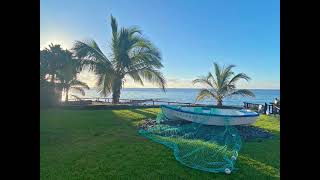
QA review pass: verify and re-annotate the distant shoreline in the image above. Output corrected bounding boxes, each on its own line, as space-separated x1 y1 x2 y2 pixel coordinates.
66 86 279 106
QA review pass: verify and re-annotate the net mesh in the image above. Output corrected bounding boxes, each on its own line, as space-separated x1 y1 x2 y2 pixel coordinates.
138 107 242 174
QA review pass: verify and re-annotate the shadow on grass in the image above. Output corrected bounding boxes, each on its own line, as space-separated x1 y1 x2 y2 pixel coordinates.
107 108 159 129
127 109 158 119
238 155 280 178
41 108 280 179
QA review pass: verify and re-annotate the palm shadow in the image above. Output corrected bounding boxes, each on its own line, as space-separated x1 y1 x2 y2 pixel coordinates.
127 108 158 120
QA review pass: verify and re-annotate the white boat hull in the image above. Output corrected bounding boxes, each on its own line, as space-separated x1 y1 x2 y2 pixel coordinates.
161 105 259 126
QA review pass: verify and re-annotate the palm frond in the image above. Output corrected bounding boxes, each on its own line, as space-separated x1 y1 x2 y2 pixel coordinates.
228 89 255 98
70 79 90 90
112 28 133 71
193 72 218 89
72 40 111 68
126 48 162 74
193 76 211 87
228 73 251 85
213 62 222 88
128 26 142 35
96 74 113 97
220 64 235 86
111 15 118 38
70 95 82 100
70 87 86 96
207 72 218 87
138 68 166 91
127 71 144 85
195 89 215 102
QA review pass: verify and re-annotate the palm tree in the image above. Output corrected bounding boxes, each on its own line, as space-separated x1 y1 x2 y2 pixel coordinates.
56 50 89 102
40 44 72 103
193 62 255 106
41 44 68 83
72 15 166 103
60 79 90 102
40 51 49 84
40 44 69 105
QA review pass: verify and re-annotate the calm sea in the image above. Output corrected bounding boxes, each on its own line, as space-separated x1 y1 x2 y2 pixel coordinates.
70 88 280 106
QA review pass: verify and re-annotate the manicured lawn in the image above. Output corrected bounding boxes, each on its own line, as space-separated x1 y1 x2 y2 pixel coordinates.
40 108 280 179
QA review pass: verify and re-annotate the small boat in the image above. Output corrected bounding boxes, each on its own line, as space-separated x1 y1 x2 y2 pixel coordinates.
161 105 259 126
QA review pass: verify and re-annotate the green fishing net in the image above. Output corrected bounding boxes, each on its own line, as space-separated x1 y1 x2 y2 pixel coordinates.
138 108 242 174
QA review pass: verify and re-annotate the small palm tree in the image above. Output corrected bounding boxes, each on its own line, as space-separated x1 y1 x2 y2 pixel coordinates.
73 15 166 103
193 62 255 106
56 50 89 102
60 79 90 102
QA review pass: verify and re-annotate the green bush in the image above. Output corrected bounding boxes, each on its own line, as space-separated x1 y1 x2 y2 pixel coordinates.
40 83 61 108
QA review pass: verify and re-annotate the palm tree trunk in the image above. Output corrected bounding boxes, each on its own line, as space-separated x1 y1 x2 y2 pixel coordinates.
65 88 69 102
50 74 55 83
55 87 63 104
112 89 120 104
112 78 122 104
217 100 223 107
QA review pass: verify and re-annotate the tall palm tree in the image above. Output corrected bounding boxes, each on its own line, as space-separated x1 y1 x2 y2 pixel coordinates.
193 62 255 106
72 15 166 103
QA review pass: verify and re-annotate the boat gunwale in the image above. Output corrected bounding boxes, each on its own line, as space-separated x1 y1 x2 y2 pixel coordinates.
161 105 259 117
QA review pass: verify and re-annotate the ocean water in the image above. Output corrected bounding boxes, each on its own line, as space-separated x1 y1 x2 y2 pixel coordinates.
69 88 280 106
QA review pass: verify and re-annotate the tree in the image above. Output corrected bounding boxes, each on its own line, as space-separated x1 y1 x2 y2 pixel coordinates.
56 50 89 102
40 44 86 106
193 62 255 106
41 44 68 83
72 15 166 103
40 44 71 106
40 44 67 107
60 79 90 102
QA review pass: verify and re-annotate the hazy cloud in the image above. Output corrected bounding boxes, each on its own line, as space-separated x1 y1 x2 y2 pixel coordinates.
77 72 279 89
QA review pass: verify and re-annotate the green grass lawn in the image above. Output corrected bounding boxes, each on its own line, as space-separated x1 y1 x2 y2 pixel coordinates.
40 108 280 179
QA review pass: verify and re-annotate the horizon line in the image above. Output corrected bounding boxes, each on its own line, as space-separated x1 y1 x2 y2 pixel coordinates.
87 87 280 90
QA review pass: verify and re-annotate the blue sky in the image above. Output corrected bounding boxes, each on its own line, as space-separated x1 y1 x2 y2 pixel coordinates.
41 0 280 89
